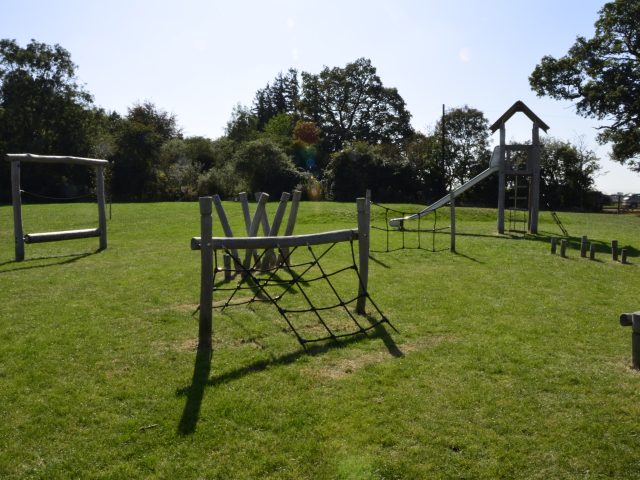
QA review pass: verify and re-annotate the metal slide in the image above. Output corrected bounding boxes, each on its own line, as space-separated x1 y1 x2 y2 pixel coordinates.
389 146 501 227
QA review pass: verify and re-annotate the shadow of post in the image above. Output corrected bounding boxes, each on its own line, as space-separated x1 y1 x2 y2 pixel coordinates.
177 348 212 435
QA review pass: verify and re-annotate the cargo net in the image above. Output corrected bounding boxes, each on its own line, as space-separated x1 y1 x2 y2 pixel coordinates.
370 202 450 253
210 239 393 347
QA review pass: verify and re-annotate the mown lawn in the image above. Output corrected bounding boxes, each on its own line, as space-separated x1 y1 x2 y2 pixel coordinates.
0 200 638 479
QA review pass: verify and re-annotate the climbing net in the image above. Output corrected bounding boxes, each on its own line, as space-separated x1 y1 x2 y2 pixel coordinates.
370 202 450 253
209 238 393 347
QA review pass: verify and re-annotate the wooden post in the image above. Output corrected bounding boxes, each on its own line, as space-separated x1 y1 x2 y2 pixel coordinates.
279 190 301 267
449 191 456 253
612 240 618 261
255 192 272 236
580 235 587 258
560 239 567 258
589 243 596 260
198 197 214 351
356 198 370 314
212 195 239 270
223 254 232 281
621 249 628 264
242 193 269 271
264 192 291 269
497 125 506 234
239 192 252 233
96 165 107 250
550 237 557 254
10 160 25 261
529 124 540 234
620 312 640 369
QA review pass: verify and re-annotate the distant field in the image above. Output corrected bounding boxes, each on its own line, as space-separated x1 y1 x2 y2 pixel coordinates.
0 200 638 479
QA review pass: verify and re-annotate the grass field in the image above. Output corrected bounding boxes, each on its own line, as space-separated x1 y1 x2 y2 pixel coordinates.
0 200 638 479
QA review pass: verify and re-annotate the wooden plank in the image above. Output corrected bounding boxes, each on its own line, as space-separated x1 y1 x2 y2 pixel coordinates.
238 192 252 234
24 228 100 244
612 240 618 261
10 160 25 261
6 153 108 166
263 192 290 269
279 190 301 266
192 228 357 251
356 198 369 314
242 193 269 270
255 192 272 236
96 165 107 250
212 195 239 268
198 197 214 351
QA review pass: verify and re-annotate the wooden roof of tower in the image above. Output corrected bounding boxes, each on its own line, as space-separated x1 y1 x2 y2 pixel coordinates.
489 100 550 133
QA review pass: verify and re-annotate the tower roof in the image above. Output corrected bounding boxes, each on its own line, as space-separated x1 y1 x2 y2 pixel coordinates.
489 100 550 133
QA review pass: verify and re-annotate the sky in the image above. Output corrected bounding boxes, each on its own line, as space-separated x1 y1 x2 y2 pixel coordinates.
2 0 639 194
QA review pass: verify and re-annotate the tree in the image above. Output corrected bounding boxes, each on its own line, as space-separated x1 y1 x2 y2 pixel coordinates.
300 58 414 153
111 101 180 199
529 0 640 171
435 106 491 190
0 39 97 199
225 103 258 142
539 137 601 210
254 69 299 129
233 139 301 197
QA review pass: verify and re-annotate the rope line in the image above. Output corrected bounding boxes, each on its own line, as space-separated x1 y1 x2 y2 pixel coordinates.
206 239 392 346
21 189 95 201
370 202 449 253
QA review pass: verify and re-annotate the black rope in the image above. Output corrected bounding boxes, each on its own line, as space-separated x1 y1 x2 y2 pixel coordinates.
21 189 95 201
370 202 449 253
204 238 392 346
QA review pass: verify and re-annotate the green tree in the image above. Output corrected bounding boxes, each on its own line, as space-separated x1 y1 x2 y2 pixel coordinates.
233 138 301 196
529 0 640 171
254 69 299 129
434 106 491 190
0 39 97 200
225 104 259 142
111 101 181 199
539 137 601 210
300 58 414 153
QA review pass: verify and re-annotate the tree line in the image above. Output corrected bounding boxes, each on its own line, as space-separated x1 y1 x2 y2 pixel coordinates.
5 0 637 213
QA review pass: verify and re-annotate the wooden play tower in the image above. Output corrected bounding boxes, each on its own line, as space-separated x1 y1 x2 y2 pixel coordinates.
490 101 549 235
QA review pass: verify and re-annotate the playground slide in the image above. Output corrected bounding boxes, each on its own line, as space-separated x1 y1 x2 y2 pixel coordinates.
388 146 501 227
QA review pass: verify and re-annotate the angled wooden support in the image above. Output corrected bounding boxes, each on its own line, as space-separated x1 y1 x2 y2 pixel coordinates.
263 192 291 269
242 193 269 272
212 194 239 273
279 190 301 267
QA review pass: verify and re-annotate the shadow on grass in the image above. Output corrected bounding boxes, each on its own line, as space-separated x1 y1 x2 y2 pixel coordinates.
176 320 401 435
0 250 98 273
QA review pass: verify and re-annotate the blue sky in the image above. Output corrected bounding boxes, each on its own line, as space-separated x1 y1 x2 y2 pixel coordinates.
2 0 639 194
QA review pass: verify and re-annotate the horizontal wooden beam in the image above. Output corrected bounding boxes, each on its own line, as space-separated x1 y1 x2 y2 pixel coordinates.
191 229 358 251
6 153 109 166
24 228 101 244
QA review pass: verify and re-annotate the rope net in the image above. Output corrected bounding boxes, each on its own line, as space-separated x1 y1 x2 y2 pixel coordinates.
209 239 392 346
370 202 450 253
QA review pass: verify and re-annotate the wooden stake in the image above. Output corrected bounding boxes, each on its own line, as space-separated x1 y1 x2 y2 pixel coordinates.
589 243 596 260
560 239 567 258
612 240 618 261
449 191 456 253
10 160 25 261
550 237 557 254
198 197 214 351
356 198 370 314
96 165 107 250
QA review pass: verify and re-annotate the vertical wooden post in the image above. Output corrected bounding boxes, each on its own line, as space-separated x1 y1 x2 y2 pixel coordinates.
242 193 269 271
356 197 370 314
238 192 252 233
620 313 640 369
449 191 456 253
264 192 290 269
10 160 25 261
223 254 232 281
96 165 107 251
580 235 587 258
550 237 557 254
589 243 596 260
560 239 567 258
612 240 618 261
530 124 540 234
621 249 628 264
497 124 506 234
198 197 214 351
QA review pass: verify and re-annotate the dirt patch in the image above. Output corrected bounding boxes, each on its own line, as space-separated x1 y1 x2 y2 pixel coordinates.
306 334 456 380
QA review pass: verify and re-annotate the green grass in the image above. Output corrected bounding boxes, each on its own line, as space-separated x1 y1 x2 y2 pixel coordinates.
0 200 639 479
